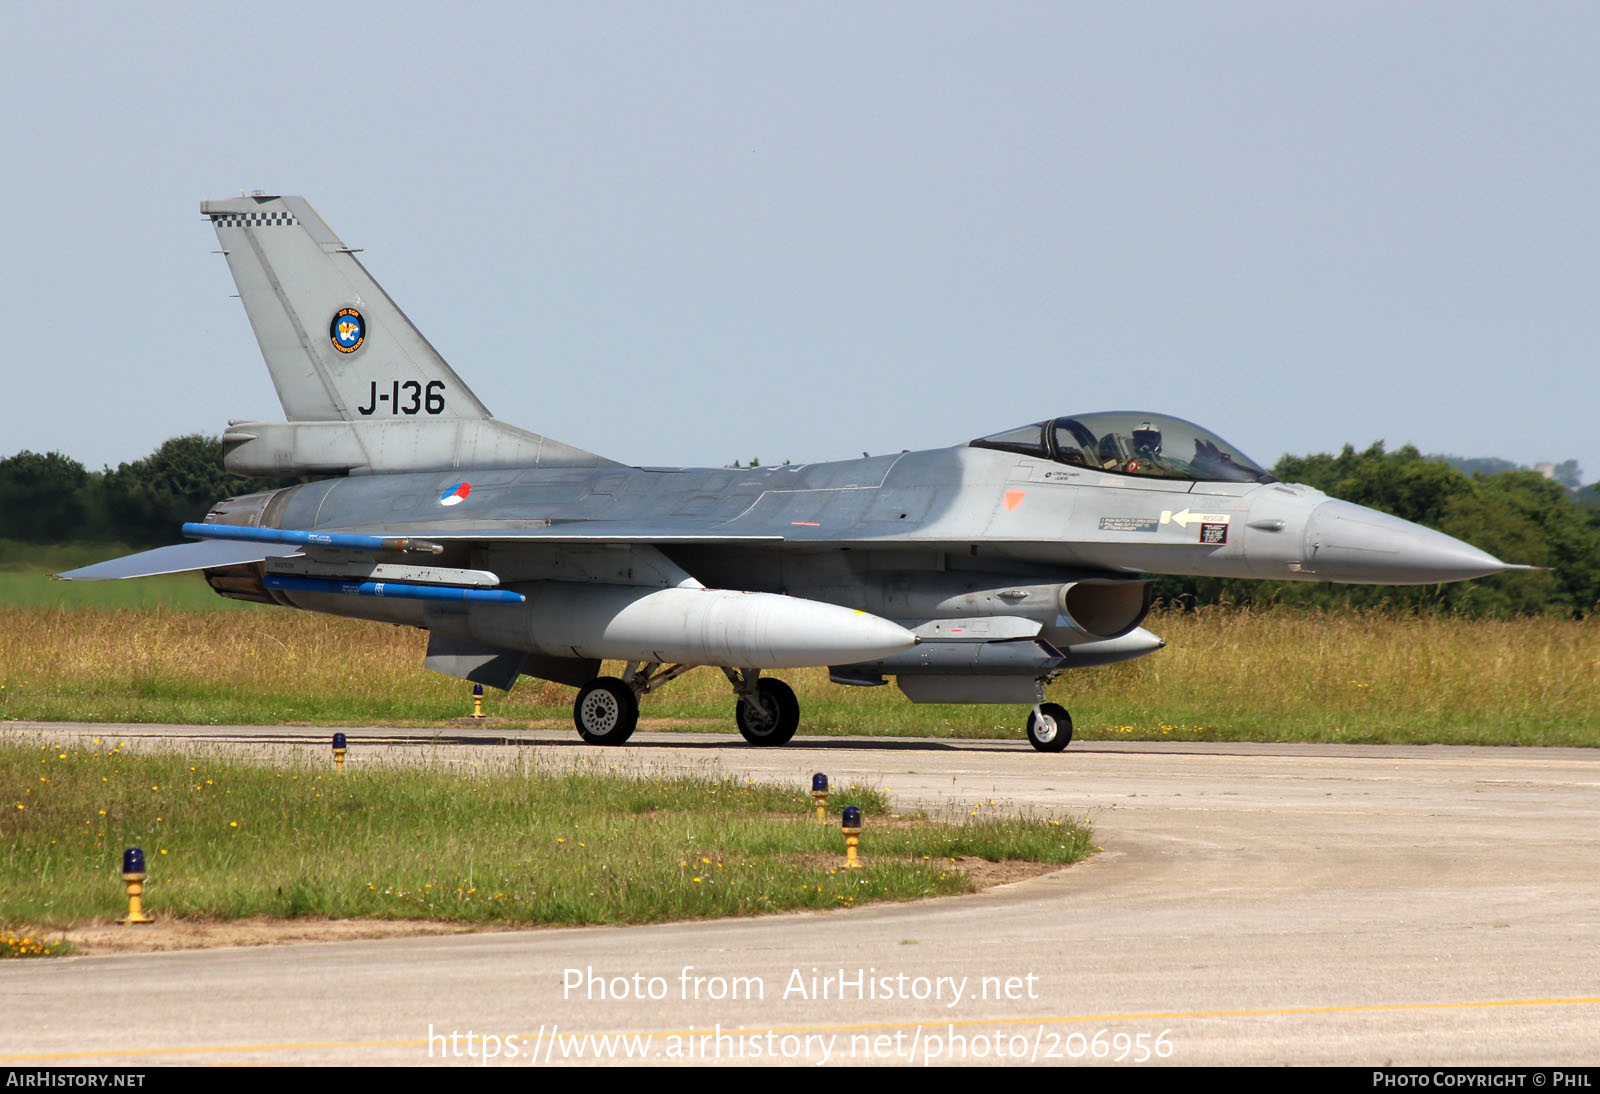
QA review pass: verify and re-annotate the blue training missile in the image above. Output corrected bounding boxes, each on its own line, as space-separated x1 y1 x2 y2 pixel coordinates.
182 522 444 556
262 574 525 605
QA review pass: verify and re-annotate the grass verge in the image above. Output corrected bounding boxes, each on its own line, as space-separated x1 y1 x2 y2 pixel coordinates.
0 741 1093 949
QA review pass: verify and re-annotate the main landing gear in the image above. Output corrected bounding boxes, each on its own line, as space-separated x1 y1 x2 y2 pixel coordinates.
573 678 638 745
571 663 801 747
727 671 800 747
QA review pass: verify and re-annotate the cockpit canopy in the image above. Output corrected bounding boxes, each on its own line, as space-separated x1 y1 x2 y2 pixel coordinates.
970 411 1276 484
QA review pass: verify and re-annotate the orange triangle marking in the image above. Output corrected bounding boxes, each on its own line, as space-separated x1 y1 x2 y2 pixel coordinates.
1004 489 1026 511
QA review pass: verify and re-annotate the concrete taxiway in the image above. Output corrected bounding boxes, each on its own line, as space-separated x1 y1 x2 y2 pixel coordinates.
3 724 1597 1066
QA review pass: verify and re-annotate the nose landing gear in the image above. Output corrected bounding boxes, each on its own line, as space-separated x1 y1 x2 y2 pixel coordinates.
1026 701 1073 752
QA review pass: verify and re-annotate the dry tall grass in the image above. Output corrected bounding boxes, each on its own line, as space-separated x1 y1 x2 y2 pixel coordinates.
2 606 1595 744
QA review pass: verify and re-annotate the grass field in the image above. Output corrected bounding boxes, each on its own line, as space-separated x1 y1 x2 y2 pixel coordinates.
0 540 251 611
0 740 1093 942
1 603 1594 745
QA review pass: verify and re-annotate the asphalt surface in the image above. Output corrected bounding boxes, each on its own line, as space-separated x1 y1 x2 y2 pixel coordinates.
3 723 1598 1067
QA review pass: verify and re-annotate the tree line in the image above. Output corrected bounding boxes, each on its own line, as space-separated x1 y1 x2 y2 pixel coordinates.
0 436 304 549
3 435 1596 617
1151 442 1600 617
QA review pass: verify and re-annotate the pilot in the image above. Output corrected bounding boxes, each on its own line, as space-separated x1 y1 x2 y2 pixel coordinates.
1131 422 1162 460
1112 421 1164 475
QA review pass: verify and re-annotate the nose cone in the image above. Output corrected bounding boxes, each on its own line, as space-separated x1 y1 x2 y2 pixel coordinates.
1304 500 1519 584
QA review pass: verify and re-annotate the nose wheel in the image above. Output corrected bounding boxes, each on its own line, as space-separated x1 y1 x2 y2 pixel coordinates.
1026 702 1072 752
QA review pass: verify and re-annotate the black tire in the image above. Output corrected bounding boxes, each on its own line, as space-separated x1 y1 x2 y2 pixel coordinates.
573 677 639 745
1026 702 1072 753
734 677 800 746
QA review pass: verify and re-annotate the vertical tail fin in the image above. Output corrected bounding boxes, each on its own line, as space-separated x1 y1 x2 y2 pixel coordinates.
202 193 490 423
204 194 613 476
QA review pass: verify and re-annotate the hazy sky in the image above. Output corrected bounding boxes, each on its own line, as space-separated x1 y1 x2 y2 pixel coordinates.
3 3 1596 483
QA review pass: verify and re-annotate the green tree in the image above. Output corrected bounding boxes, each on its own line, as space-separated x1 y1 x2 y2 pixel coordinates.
0 450 91 542
1155 443 1599 617
99 435 283 546
1441 472 1600 616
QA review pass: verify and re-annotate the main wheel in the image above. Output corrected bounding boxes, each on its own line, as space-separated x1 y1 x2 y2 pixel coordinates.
574 677 639 745
734 678 800 746
1026 702 1072 753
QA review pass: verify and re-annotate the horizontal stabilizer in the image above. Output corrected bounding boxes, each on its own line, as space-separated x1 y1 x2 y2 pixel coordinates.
56 539 303 581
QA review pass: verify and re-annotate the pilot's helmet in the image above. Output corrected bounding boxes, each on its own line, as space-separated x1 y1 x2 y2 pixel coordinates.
1132 421 1162 456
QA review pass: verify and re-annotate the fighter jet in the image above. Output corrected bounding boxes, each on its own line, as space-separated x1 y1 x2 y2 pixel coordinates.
60 195 1527 751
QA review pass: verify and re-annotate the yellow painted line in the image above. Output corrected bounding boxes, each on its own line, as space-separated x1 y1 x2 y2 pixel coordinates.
5 996 1599 1063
